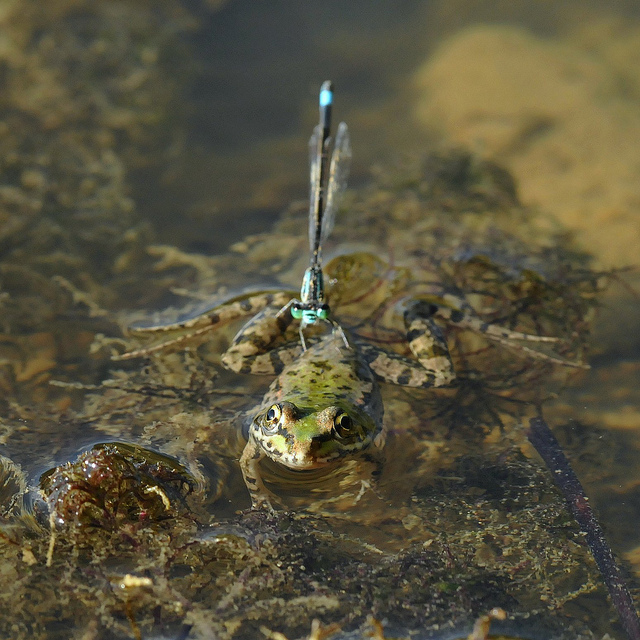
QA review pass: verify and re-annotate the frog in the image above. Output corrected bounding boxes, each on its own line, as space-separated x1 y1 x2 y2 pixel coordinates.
239 330 384 510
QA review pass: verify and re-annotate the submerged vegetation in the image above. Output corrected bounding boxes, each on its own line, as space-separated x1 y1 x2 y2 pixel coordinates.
0 139 616 637
0 2 635 639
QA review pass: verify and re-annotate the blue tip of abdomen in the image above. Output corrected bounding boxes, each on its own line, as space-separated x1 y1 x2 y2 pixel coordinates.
319 80 333 107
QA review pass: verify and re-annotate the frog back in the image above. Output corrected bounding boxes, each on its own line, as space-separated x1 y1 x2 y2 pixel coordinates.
263 333 384 435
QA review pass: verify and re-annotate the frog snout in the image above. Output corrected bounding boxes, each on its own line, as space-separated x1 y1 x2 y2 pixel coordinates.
288 428 334 464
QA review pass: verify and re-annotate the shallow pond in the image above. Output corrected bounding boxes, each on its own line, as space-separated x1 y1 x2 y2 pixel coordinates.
1 2 639 639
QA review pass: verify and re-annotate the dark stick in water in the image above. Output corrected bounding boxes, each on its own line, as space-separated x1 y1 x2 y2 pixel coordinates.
527 415 640 640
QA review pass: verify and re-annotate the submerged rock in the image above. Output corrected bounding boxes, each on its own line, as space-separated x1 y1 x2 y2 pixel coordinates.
40 442 198 533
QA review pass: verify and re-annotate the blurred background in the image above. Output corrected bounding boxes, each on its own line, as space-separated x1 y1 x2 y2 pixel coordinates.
130 0 640 271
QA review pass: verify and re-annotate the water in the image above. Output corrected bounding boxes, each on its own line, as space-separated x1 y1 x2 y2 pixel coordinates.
1 1 639 638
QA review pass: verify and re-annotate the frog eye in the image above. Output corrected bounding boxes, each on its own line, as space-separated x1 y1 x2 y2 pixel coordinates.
333 412 353 439
266 404 281 423
264 404 282 431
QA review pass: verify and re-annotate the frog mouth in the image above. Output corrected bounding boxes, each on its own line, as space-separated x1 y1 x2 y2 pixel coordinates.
280 446 344 469
277 435 371 470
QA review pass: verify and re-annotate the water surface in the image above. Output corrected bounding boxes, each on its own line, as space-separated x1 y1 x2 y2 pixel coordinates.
1 1 639 638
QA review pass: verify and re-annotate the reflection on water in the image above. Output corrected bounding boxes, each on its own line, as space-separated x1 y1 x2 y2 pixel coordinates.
0 1 639 639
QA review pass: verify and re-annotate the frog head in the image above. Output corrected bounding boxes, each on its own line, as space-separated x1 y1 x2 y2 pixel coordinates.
250 400 376 470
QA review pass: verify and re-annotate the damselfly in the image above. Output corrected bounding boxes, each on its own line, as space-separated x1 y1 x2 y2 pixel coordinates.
290 81 351 338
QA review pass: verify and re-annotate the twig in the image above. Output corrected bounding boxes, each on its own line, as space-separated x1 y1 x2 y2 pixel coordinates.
527 415 640 640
